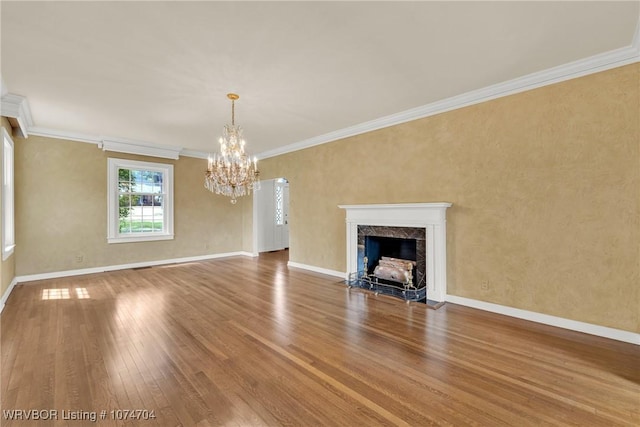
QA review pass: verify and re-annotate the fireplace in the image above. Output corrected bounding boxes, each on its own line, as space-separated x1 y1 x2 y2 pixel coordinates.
339 203 452 302
358 226 425 288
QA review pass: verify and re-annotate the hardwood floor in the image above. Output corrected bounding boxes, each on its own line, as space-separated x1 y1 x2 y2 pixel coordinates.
1 251 638 426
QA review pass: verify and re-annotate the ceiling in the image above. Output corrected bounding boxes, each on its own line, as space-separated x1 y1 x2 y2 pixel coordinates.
1 1 638 158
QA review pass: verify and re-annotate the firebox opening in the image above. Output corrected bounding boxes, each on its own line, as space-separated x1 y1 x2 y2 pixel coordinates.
364 236 417 277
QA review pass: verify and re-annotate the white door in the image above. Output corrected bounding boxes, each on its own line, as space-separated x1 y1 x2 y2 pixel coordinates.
256 178 289 252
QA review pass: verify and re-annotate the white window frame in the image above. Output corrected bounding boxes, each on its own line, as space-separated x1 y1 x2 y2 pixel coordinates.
107 158 174 244
2 127 15 260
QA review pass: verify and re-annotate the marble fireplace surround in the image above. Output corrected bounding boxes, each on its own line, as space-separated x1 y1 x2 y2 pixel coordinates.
338 203 452 302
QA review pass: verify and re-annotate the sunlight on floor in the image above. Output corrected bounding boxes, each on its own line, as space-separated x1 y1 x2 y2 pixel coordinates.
41 288 70 300
42 287 91 300
75 287 90 299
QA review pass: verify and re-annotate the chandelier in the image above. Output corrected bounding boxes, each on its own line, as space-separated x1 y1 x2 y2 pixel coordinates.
205 93 260 204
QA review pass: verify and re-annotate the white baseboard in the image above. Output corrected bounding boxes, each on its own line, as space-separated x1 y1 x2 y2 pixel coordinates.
446 295 640 346
15 251 252 284
287 261 346 279
0 277 18 314
238 251 258 258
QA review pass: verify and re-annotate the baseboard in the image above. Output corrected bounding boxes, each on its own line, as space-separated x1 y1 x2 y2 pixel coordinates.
446 295 639 346
287 261 346 279
15 251 252 284
238 251 259 258
0 277 18 314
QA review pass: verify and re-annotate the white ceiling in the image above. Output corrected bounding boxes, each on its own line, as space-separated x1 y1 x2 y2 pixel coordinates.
1 1 639 158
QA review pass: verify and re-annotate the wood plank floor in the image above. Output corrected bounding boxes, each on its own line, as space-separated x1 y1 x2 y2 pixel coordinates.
1 251 638 426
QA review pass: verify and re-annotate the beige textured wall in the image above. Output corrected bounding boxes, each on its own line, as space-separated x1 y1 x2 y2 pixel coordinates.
258 64 639 333
15 136 244 275
1 117 16 298
241 194 254 254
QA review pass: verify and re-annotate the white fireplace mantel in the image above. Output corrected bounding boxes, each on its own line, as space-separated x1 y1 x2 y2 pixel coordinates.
338 203 452 302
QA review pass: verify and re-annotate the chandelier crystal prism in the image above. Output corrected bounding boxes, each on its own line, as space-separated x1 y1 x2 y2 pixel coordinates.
204 93 260 204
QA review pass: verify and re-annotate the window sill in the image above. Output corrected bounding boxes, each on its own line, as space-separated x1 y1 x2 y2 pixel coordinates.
107 234 174 244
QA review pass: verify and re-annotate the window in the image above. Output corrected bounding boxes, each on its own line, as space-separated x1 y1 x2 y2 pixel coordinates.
107 158 173 244
275 183 284 226
2 127 15 260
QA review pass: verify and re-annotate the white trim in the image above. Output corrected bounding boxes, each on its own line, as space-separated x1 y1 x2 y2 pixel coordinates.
28 127 185 160
287 261 346 279
338 203 453 211
446 295 640 346
179 149 209 159
28 126 103 145
1 93 33 138
107 157 174 243
1 127 15 260
259 42 640 160
15 251 252 284
102 138 182 160
0 277 18 314
107 234 174 244
339 203 452 302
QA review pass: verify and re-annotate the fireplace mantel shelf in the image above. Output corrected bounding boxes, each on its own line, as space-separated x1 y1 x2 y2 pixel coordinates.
338 203 452 210
339 202 452 302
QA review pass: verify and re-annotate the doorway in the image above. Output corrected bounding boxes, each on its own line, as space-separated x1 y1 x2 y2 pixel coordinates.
255 178 289 253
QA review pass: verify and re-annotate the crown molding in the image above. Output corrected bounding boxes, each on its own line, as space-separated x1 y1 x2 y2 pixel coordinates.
29 126 182 160
28 126 103 144
258 35 640 160
179 149 208 159
1 93 34 138
101 138 182 160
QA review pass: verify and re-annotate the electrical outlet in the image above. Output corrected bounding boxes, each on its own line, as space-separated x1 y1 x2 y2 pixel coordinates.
481 280 489 290
75 255 84 263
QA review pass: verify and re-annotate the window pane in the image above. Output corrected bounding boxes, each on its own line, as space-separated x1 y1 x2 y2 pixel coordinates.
119 194 133 233
118 168 131 183
153 171 163 184
140 207 147 232
153 205 164 231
